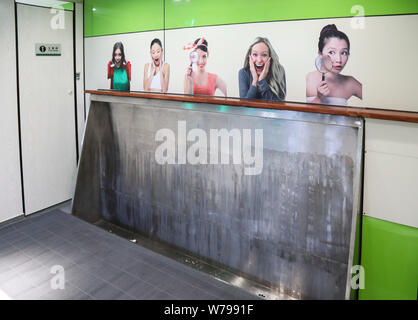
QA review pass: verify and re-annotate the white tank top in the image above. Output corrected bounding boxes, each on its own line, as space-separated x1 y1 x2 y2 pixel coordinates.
147 62 164 91
307 96 347 106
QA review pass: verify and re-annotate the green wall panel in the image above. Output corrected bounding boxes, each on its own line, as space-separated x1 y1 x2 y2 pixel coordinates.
165 0 418 29
84 0 418 36
350 213 362 300
84 0 163 37
359 216 418 300
59 2 73 11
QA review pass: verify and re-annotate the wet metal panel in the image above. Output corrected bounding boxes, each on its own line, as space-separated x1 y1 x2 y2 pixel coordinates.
72 94 363 299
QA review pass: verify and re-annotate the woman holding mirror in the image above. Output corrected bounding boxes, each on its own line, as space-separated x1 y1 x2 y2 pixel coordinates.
306 24 362 106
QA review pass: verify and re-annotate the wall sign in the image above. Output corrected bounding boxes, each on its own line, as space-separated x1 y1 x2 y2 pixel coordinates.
35 43 61 56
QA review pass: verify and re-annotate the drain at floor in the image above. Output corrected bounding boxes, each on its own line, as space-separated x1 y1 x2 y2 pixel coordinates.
94 219 297 300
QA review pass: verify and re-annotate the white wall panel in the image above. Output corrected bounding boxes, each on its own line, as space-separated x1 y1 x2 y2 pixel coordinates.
84 30 164 92
85 15 418 112
164 15 418 111
365 119 418 158
0 0 24 222
364 119 418 228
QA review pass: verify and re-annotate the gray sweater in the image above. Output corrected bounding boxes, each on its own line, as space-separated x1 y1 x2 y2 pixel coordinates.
238 67 286 101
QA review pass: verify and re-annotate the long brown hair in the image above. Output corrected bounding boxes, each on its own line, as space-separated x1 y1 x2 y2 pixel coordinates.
111 42 127 67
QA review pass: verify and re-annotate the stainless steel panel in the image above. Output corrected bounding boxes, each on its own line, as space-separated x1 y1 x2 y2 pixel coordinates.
72 94 363 299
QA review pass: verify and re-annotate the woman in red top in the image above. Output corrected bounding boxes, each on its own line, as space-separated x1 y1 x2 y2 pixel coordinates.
184 38 227 97
107 42 131 91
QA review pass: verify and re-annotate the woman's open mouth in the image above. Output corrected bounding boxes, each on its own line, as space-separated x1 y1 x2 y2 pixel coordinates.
255 64 264 74
154 58 160 65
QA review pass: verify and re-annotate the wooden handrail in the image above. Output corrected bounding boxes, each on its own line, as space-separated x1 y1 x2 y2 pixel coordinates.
85 90 418 124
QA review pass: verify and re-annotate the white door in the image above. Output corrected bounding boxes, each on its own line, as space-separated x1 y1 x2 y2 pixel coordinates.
0 0 24 223
17 4 77 215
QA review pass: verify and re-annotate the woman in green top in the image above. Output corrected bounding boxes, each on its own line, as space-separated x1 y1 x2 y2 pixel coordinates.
107 42 131 91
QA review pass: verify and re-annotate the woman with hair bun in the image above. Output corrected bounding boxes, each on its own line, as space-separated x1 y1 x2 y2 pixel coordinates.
306 24 362 106
239 37 286 101
143 38 170 92
184 38 227 97
107 42 131 91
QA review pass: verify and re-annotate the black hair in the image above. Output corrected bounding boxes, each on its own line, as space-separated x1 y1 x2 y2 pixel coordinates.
111 42 126 67
150 38 162 49
194 38 208 53
318 24 350 54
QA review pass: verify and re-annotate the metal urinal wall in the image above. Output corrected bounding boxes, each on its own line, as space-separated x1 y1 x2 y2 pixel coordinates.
72 95 363 299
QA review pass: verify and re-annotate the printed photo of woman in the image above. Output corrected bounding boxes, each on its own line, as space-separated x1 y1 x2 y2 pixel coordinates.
184 38 227 97
306 24 362 106
107 42 131 91
143 38 170 93
239 37 286 101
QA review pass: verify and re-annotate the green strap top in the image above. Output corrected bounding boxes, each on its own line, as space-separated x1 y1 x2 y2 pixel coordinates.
113 67 129 91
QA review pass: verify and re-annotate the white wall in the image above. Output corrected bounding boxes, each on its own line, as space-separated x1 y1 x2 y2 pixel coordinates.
85 15 418 112
0 0 24 223
364 119 418 228
85 30 164 92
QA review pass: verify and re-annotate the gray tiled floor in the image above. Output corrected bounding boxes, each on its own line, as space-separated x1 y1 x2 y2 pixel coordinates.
0 208 259 300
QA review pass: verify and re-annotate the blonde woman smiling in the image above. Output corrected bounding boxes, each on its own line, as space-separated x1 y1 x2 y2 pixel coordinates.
239 37 286 101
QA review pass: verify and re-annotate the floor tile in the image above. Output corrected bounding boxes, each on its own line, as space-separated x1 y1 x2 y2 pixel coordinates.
39 283 87 300
109 272 147 292
0 250 32 269
0 275 36 298
0 207 260 301
89 282 128 300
